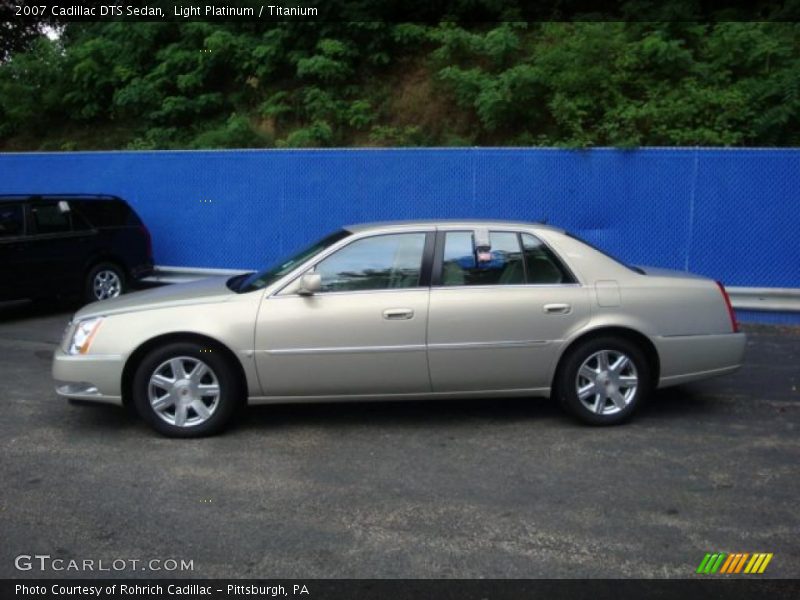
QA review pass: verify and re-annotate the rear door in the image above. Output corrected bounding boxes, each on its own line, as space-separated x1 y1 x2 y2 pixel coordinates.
427 228 591 392
0 201 30 300
25 199 95 297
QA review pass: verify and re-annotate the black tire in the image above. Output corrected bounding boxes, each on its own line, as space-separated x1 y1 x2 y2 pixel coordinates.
85 262 126 303
132 342 242 438
554 336 652 426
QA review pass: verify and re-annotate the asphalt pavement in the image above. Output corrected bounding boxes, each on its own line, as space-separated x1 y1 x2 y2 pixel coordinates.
0 302 798 579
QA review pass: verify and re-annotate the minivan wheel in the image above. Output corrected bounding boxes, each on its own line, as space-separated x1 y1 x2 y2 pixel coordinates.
132 342 241 437
555 336 651 425
86 262 125 302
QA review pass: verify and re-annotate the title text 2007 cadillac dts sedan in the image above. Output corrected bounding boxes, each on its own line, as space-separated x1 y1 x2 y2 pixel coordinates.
53 221 746 437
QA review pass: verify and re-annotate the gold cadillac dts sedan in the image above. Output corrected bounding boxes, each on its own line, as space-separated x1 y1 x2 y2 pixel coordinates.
53 220 746 437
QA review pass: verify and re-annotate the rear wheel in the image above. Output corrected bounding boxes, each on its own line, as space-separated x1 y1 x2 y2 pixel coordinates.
132 342 241 437
85 262 125 302
555 336 651 425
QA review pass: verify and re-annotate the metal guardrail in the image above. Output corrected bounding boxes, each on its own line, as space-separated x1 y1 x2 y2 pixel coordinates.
144 266 800 313
726 287 800 313
142 265 245 285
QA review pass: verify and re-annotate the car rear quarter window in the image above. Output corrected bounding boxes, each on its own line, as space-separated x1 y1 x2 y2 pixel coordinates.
0 204 24 237
72 199 138 227
521 233 575 284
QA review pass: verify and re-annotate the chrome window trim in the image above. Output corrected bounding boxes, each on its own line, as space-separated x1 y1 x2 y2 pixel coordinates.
269 286 430 299
430 283 583 291
263 224 580 298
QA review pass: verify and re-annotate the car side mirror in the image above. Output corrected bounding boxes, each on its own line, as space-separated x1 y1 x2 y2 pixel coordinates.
297 272 322 296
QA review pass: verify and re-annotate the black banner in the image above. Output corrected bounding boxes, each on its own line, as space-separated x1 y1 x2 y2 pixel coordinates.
3 579 800 600
2 0 800 23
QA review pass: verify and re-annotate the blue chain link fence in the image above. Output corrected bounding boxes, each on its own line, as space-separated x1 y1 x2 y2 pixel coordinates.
1 148 798 322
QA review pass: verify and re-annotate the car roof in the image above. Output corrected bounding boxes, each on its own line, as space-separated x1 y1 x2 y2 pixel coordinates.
343 219 564 233
0 194 124 202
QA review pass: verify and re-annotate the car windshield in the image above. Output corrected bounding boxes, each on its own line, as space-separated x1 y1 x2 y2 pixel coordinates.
231 230 351 293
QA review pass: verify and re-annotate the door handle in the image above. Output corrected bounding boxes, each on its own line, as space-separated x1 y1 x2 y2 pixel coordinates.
383 308 414 320
543 303 571 314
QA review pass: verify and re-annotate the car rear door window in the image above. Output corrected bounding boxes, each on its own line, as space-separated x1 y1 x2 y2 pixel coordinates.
0 204 24 237
315 233 427 292
441 231 525 286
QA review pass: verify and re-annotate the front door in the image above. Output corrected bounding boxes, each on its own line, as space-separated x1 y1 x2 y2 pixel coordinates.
427 229 591 392
255 231 434 397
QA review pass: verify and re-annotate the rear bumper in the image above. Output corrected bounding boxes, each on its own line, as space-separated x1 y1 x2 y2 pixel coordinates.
130 261 155 281
52 349 124 406
655 332 747 388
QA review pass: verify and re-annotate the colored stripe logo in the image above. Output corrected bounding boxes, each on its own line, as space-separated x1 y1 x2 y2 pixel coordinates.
697 553 773 574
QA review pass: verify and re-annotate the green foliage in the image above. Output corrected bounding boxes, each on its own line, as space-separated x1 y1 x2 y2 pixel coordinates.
279 120 334 147
189 114 271 149
1 20 799 149
369 125 429 146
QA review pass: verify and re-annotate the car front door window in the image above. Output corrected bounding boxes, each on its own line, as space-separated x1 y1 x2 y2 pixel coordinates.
314 233 427 293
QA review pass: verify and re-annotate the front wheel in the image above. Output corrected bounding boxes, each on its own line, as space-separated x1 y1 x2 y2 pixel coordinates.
555 336 651 425
132 342 241 437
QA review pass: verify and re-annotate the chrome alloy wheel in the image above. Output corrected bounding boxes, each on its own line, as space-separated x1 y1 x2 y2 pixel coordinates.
575 349 639 415
93 269 122 300
148 356 220 427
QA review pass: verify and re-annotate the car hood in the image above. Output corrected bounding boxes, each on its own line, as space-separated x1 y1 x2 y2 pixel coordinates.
75 276 237 320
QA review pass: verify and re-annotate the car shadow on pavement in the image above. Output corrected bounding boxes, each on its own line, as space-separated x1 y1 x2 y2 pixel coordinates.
234 386 715 434
58 385 720 437
0 299 81 321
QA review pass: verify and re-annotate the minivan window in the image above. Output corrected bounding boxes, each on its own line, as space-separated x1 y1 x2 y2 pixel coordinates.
31 203 71 235
0 204 24 237
73 199 136 227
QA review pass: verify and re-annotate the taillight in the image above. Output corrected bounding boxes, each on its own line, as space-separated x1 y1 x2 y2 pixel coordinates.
139 224 153 261
716 281 738 333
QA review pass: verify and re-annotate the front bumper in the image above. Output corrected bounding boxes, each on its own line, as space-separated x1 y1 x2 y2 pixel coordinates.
52 348 124 406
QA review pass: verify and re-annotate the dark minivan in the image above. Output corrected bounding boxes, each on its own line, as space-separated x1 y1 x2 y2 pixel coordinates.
0 194 153 303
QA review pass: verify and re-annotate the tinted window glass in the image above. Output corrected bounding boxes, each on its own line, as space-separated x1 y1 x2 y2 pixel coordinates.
441 231 525 286
316 233 426 292
0 204 24 237
72 200 136 227
31 203 71 235
521 233 574 284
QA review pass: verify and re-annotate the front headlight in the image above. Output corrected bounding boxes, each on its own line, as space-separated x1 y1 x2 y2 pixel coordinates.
67 317 104 355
